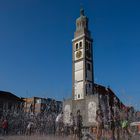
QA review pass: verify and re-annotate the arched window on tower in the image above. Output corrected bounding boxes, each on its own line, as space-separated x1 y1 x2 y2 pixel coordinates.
88 43 91 51
85 41 88 50
79 41 82 48
80 22 82 28
87 63 91 71
89 84 91 88
77 23 79 29
83 21 86 28
76 43 78 51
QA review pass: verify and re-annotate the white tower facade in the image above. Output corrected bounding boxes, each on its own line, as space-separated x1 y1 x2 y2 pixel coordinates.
72 9 94 100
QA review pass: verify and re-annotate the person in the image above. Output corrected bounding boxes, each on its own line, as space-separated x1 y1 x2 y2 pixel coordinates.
2 118 8 135
121 116 132 139
138 124 140 134
76 110 83 138
69 112 75 135
26 121 34 135
113 112 121 140
95 109 103 140
55 112 63 135
0 117 3 135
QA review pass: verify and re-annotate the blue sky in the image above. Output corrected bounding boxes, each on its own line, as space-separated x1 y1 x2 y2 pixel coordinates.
0 0 140 109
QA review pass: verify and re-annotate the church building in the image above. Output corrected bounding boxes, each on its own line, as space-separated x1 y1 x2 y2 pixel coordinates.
63 9 125 127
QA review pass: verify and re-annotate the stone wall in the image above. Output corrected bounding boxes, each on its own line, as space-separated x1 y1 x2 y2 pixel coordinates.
63 94 99 127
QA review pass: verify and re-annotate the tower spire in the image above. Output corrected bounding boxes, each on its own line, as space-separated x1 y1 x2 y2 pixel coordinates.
75 7 90 37
80 7 85 16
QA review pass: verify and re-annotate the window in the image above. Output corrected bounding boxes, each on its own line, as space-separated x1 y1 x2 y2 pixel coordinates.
78 94 80 98
80 22 82 27
76 43 78 50
79 41 82 48
88 43 91 50
89 84 91 88
86 41 89 50
77 23 79 29
83 21 86 28
86 41 91 51
87 63 90 71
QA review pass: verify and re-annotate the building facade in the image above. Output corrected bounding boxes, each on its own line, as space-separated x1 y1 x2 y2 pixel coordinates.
23 97 62 114
0 91 23 117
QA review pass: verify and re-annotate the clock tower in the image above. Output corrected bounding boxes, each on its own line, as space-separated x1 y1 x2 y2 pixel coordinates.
72 8 94 100
63 8 98 127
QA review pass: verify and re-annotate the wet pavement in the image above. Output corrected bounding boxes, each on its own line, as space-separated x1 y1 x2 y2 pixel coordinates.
0 135 140 140
0 135 72 140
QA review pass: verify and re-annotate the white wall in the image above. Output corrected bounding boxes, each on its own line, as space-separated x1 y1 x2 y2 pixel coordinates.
75 61 83 71
74 81 84 100
75 70 83 81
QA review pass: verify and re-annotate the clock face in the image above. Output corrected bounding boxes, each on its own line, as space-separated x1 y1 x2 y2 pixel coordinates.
76 51 82 58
